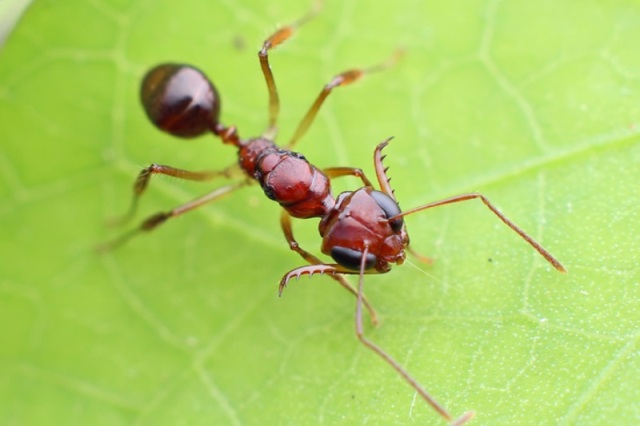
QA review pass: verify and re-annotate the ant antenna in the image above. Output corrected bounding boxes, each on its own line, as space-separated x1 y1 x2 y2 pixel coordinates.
354 245 475 425
389 195 566 272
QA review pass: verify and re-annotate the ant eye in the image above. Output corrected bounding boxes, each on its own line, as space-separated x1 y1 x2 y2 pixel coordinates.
370 190 403 232
141 64 221 138
331 246 377 271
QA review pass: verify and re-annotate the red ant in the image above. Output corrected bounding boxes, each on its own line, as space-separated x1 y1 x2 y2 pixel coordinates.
102 4 565 425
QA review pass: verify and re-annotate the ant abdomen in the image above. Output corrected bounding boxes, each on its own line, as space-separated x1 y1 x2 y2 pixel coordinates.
140 64 221 138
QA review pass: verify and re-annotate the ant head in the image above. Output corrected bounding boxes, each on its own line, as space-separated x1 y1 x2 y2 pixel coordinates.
140 64 221 138
321 189 408 273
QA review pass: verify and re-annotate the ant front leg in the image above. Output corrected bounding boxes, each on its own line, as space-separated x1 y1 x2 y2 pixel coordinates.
280 210 379 326
111 163 240 226
324 166 374 187
98 181 246 252
258 2 322 139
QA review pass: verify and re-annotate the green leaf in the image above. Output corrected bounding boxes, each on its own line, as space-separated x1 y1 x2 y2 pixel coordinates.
1 0 639 425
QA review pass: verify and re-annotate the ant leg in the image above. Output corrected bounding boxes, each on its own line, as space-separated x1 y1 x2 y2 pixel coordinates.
354 245 475 425
111 163 240 226
286 50 403 149
98 181 247 252
259 1 322 139
392 193 566 273
324 167 374 187
280 210 379 326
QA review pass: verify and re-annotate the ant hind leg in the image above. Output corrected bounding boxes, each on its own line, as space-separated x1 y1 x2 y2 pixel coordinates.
109 163 240 227
99 181 246 252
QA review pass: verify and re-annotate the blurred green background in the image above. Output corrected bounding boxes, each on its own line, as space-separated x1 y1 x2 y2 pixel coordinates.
1 0 639 425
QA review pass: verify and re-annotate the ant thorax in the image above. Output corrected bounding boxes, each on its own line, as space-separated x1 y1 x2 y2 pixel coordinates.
241 138 333 219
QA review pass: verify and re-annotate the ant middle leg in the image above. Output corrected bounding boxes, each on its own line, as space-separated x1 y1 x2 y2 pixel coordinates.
99 181 247 252
286 50 403 149
280 210 379 326
259 2 322 139
257 1 401 146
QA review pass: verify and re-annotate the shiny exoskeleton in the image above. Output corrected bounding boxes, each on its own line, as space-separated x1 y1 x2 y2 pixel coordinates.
134 61 415 277
103 6 565 426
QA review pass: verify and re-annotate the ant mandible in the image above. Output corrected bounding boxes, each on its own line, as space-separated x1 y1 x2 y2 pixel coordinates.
102 3 565 425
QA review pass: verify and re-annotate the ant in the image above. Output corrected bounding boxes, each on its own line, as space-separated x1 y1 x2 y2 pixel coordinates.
101 4 565 425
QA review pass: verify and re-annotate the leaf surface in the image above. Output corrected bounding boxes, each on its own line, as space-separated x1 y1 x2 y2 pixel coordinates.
1 1 639 425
